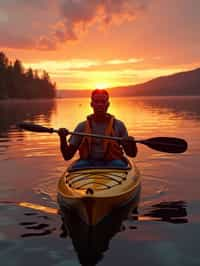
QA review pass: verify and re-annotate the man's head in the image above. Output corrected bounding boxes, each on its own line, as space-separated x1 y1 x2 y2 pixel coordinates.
90 89 110 115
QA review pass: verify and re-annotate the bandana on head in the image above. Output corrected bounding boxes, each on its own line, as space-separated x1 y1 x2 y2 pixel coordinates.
91 89 109 101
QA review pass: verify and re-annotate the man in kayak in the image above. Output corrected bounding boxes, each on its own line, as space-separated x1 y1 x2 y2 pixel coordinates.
58 89 137 168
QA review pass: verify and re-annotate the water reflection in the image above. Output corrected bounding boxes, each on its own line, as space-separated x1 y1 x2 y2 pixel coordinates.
17 198 188 265
19 211 56 238
136 96 200 120
60 197 139 266
140 200 188 224
58 199 188 265
0 99 55 135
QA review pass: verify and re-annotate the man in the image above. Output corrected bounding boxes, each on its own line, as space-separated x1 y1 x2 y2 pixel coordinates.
58 89 137 168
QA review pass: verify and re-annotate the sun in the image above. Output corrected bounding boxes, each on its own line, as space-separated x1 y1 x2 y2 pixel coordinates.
94 83 109 90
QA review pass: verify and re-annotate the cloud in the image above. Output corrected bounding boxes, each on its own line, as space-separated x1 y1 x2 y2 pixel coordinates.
0 31 35 49
24 57 144 74
57 0 150 43
0 0 150 50
0 10 9 23
107 58 144 65
0 0 50 10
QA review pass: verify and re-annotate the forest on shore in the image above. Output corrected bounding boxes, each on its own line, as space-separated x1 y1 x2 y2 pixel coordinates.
0 52 56 99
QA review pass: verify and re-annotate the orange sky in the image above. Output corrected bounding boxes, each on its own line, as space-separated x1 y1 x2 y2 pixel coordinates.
1 0 200 90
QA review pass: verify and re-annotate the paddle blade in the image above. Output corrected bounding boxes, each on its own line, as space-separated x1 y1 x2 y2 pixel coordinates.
140 137 188 153
18 122 53 133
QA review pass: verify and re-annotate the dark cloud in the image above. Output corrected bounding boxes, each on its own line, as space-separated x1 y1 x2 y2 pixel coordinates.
58 0 150 43
1 0 50 9
0 0 150 50
0 31 35 49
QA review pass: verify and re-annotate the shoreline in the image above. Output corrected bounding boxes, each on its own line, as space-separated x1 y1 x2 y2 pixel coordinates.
0 95 200 103
0 98 56 103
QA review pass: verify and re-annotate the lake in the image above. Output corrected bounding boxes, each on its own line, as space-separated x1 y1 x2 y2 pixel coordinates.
0 96 200 266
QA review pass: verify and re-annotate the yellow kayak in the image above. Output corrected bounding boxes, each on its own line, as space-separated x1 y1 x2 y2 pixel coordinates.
57 160 141 225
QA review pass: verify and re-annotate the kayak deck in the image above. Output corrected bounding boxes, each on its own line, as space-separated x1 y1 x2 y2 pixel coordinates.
57 161 141 225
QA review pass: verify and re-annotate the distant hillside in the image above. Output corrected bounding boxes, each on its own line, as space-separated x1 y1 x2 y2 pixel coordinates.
57 67 200 97
109 68 200 96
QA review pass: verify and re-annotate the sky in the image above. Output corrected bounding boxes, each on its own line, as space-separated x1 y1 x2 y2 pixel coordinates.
1 0 200 90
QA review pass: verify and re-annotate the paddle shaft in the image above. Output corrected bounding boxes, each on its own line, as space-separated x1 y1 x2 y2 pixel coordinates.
18 122 188 153
54 129 124 142
55 130 185 148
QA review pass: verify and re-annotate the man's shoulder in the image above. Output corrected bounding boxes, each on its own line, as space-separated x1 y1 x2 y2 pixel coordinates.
112 117 128 134
113 118 126 127
76 120 87 126
74 120 87 131
107 113 124 125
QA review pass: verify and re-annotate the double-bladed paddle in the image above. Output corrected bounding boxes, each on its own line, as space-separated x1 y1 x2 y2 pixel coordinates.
18 122 188 154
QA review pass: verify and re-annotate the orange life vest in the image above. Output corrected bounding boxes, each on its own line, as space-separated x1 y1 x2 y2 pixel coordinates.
79 114 124 161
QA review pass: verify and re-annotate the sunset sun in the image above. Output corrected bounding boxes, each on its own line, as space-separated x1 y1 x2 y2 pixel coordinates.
95 83 110 90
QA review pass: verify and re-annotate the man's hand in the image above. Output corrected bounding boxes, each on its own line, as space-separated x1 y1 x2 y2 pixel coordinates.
121 136 137 157
58 128 69 138
121 136 135 146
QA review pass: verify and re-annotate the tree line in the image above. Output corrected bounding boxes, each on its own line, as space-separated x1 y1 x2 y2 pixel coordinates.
0 52 56 99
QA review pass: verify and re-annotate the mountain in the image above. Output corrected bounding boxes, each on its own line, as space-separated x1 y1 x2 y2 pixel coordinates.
109 68 200 96
57 67 200 97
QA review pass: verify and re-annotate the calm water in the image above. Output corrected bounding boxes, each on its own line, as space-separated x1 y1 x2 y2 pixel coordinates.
0 96 200 266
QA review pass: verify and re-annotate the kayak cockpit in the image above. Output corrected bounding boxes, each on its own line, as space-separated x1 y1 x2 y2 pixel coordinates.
67 159 132 172
65 168 129 192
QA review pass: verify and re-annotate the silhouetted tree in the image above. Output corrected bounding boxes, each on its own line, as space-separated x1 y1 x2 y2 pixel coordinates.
0 52 9 98
0 52 8 70
0 51 56 99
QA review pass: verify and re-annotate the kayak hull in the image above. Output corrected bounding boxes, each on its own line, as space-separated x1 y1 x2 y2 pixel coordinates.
57 161 141 225
60 194 139 265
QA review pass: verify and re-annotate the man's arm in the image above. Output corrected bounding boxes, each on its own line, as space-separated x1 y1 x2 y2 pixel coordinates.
58 128 78 160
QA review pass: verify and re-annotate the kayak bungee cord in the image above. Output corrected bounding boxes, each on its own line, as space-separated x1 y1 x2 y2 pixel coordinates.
66 170 127 191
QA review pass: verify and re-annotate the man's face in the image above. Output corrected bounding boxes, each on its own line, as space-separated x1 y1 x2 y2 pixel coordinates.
91 94 109 115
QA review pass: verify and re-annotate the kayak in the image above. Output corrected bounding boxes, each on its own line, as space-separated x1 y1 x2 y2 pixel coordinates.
57 159 141 225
